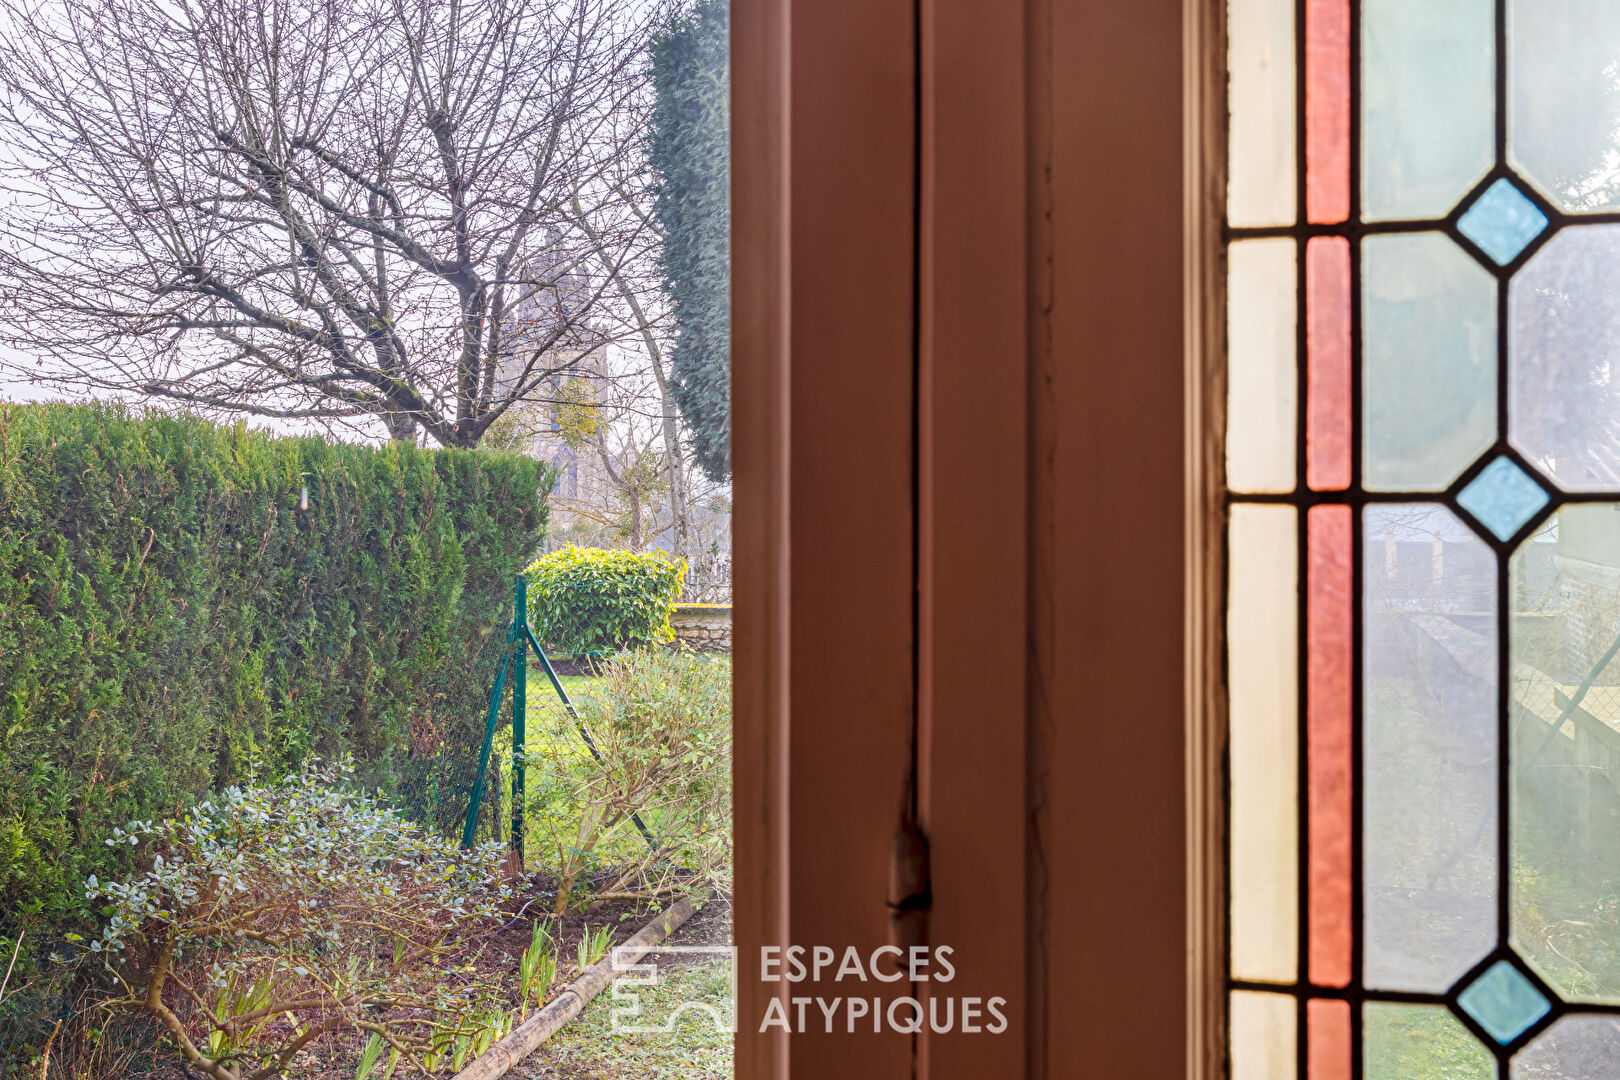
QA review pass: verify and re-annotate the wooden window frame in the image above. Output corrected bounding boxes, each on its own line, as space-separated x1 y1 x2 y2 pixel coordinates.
730 1 1226 1075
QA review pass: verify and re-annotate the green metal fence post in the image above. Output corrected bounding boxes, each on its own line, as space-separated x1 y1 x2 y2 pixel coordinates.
511 575 528 868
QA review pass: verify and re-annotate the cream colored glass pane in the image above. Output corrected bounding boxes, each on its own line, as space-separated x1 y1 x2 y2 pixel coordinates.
1228 239 1298 493
1229 0 1297 227
1229 503 1299 982
1231 990 1298 1080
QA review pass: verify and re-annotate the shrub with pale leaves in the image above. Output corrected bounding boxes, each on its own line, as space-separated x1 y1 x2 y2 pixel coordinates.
79 757 512 1080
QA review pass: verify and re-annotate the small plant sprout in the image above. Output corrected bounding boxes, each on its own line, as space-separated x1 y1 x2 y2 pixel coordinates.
577 923 615 972
353 1033 385 1080
518 920 556 1012
451 1030 472 1072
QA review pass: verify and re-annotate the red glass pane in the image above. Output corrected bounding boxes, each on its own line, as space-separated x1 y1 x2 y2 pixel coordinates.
1307 998 1351 1080
1308 504 1352 987
1306 237 1351 492
1305 0 1350 223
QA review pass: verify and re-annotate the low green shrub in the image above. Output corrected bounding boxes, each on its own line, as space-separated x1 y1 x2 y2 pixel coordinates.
524 546 686 655
83 757 513 1080
0 402 551 934
526 647 730 914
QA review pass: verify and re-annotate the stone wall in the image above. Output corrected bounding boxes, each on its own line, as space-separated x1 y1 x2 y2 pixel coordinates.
670 603 732 653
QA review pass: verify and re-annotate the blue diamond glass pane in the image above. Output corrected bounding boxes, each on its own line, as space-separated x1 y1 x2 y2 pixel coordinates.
1457 456 1550 540
1456 960 1551 1043
1458 179 1549 265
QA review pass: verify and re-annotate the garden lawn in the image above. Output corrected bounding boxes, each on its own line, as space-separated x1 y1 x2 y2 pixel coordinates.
491 674 598 773
497 673 600 786
517 956 733 1079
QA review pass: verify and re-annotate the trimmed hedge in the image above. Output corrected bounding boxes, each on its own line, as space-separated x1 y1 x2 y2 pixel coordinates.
0 403 552 929
525 546 686 655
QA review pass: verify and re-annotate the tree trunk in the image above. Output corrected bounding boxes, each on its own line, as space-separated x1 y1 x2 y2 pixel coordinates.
572 198 690 560
656 385 689 562
385 414 418 444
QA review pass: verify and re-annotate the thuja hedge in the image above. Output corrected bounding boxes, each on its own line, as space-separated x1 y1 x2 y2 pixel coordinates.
0 403 552 928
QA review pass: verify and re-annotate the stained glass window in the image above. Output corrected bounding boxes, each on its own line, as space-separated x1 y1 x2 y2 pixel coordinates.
1225 1 1620 1075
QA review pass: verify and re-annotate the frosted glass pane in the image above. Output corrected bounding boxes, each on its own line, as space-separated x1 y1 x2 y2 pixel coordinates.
1362 233 1497 492
1363 505 1496 992
1364 1003 1494 1080
1229 504 1299 982
1228 239 1298 493
1510 0 1620 213
1305 0 1351 224
1308 505 1353 988
1229 0 1297 227
1308 998 1351 1080
1306 236 1352 491
1361 0 1493 221
1456 959 1551 1043
1510 225 1620 491
1510 504 1620 1002
1231 991 1297 1080
1512 1016 1620 1079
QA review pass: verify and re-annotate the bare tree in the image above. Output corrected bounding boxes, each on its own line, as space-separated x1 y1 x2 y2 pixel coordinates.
584 410 669 553
491 334 723 558
0 0 658 446
528 359 671 553
571 190 689 556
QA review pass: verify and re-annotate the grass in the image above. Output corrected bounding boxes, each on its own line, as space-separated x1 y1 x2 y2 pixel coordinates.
504 665 733 1078
492 674 599 829
531 673 599 713
1363 1003 1493 1080
515 673 597 753
519 958 733 1079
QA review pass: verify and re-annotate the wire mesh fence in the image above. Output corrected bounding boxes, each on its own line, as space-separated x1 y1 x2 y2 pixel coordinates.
392 616 518 845
0 571 699 1073
392 580 624 852
0 972 173 1078
525 552 697 665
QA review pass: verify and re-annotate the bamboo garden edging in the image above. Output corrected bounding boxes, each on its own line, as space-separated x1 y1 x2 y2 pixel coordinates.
450 895 700 1080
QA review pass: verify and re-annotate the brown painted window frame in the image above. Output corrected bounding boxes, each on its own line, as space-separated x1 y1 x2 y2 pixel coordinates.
729 1 1227 1076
